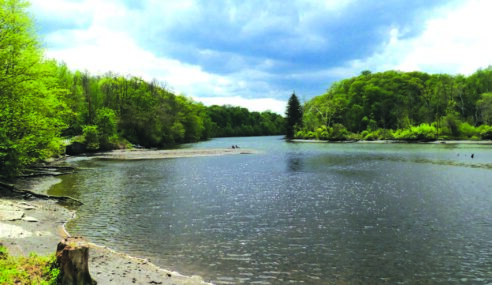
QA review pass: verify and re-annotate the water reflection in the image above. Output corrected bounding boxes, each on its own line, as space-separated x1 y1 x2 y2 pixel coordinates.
51 137 492 284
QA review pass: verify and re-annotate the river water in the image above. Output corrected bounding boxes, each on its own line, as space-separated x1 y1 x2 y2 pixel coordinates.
50 136 492 284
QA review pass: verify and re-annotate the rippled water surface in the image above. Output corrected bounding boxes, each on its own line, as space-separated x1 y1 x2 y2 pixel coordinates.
50 137 492 284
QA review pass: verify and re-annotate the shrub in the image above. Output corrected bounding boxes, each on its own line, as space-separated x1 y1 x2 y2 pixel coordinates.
330 124 349 141
480 125 492 139
82 125 99 150
459 122 480 138
393 124 436 141
364 132 378 141
306 131 316 139
360 130 369 138
295 130 305 139
0 246 59 285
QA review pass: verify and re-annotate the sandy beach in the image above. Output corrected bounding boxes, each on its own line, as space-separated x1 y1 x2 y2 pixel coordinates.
0 148 237 285
91 148 256 160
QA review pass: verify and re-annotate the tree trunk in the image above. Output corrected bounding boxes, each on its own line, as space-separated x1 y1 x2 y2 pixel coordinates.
56 237 97 285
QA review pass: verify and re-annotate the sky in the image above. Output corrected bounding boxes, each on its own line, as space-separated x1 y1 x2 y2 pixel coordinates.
28 0 492 114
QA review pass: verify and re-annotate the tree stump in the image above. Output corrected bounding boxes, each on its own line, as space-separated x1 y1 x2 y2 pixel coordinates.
56 237 97 285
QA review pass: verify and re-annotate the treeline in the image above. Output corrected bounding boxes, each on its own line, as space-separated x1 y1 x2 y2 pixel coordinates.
207 105 285 137
0 0 284 177
57 69 284 148
297 69 492 141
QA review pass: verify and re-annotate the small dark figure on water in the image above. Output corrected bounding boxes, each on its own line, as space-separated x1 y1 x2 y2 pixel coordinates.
235 145 240 149
232 145 236 149
471 153 474 159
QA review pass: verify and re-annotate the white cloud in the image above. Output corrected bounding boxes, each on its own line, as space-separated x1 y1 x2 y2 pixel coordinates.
41 15 285 113
192 96 286 115
31 0 292 113
31 0 492 111
344 0 492 76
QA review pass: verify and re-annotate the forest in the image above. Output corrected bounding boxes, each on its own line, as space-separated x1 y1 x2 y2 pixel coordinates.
0 0 284 177
296 69 492 141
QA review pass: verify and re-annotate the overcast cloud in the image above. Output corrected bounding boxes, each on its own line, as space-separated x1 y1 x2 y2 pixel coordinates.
29 0 492 114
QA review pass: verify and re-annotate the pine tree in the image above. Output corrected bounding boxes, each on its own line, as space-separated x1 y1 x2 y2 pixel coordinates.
285 92 302 139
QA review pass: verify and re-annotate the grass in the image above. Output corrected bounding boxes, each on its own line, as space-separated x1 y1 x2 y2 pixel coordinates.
0 245 59 285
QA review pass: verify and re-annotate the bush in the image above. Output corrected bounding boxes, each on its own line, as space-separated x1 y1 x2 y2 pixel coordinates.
360 130 369 138
480 125 492 139
305 131 316 139
316 125 331 140
330 124 349 141
0 246 59 285
295 130 305 139
82 125 99 150
393 124 436 141
459 122 480 138
364 132 378 141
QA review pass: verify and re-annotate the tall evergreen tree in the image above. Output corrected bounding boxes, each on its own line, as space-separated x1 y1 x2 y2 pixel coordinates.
285 92 303 139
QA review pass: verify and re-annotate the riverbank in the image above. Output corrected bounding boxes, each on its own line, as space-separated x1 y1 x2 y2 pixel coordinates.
90 147 256 160
0 151 219 284
291 139 492 144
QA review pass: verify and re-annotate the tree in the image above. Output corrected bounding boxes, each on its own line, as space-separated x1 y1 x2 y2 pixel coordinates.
285 92 303 139
477 92 492 125
0 0 66 176
95 108 117 149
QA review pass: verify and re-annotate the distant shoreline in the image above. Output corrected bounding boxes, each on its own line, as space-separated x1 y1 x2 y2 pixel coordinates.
291 139 492 144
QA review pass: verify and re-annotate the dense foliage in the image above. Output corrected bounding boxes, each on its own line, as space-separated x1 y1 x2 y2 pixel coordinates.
207 105 284 137
298 69 492 141
0 0 67 176
54 70 285 148
0 0 285 177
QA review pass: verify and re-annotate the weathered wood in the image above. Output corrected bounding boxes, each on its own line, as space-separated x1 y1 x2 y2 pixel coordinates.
0 180 83 205
13 188 84 205
31 165 76 171
56 237 97 285
0 180 15 190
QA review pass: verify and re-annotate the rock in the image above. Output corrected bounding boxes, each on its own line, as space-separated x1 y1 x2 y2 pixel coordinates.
0 223 33 238
35 231 53 237
56 237 97 285
17 202 36 210
22 216 39 222
0 210 24 221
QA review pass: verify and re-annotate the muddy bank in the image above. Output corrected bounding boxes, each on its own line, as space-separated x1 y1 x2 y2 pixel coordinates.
1 173 213 284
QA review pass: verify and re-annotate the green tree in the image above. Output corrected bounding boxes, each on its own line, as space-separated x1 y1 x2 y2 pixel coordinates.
82 125 99 150
285 92 303 139
0 0 66 176
477 92 492 125
95 108 117 150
